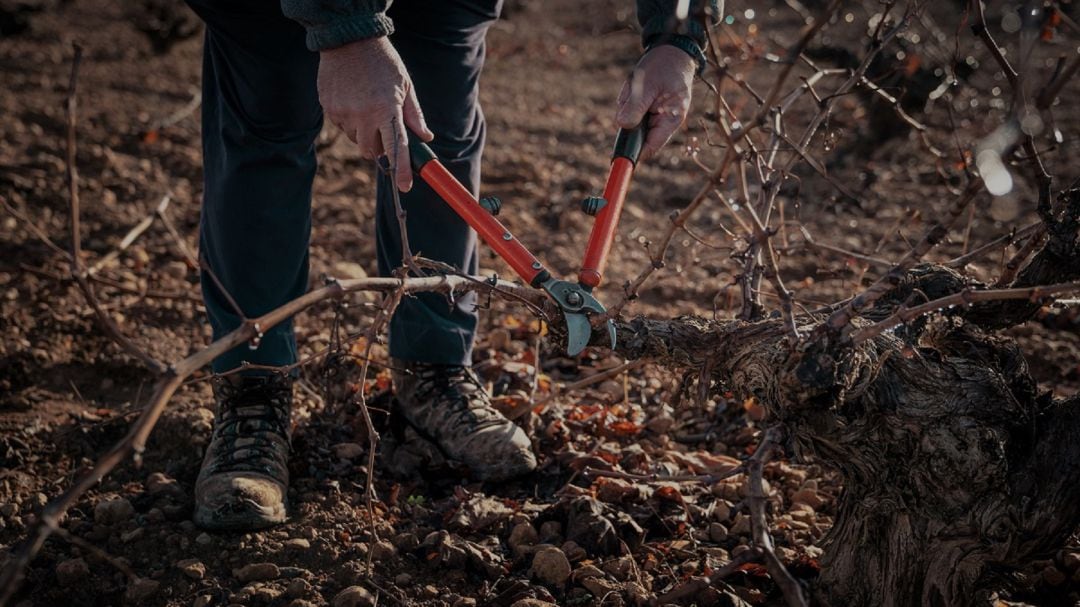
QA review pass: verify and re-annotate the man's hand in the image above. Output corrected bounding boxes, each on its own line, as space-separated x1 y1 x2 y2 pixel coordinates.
318 37 434 192
615 45 697 161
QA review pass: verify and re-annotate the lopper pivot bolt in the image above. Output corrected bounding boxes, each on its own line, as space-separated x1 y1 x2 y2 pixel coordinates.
405 121 645 356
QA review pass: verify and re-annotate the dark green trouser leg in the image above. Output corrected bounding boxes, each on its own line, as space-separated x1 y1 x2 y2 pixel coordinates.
189 1 321 373
189 0 502 373
378 0 503 365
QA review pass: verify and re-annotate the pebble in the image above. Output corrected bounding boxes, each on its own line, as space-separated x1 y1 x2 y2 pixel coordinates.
560 540 586 562
510 600 557 607
572 564 604 582
391 532 419 552
394 573 412 585
193 595 213 607
55 557 89 586
332 585 376 607
332 443 365 459
601 555 634 581
177 559 206 580
94 497 134 525
708 522 729 543
529 546 571 587
233 562 280 582
580 576 621 597
538 520 562 544
370 540 396 560
284 538 311 551
507 522 538 556
333 261 369 280
452 598 478 607
145 472 180 496
286 578 311 598
791 488 826 509
124 578 160 602
729 513 751 536
195 532 213 546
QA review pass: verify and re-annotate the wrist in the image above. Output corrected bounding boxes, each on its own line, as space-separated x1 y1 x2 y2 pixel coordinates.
644 34 706 75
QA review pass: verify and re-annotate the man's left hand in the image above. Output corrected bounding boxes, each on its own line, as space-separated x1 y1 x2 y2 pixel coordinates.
615 45 697 161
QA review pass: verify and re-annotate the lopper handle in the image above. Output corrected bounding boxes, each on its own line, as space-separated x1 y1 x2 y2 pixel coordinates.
577 120 648 289
407 132 549 287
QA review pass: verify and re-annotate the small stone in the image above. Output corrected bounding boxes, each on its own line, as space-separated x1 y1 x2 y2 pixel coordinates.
529 546 571 587
601 555 634 581
251 585 284 602
488 328 511 350
392 532 419 552
538 520 562 544
712 500 732 522
145 472 180 496
94 497 135 525
452 598 478 607
581 576 622 597
193 595 213 607
370 540 396 560
507 522 538 556
791 488 826 509
333 262 369 280
286 578 311 598
572 564 605 582
284 538 311 551
510 601 557 607
709 522 729 543
333 443 365 460
332 585 376 607
56 557 89 586
233 562 280 582
730 513 751 536
394 572 412 585
195 532 213 546
560 540 586 562
177 559 206 580
125 578 159 603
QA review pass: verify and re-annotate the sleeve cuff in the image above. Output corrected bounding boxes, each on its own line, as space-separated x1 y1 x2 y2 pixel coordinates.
639 13 709 50
645 33 708 75
304 12 394 51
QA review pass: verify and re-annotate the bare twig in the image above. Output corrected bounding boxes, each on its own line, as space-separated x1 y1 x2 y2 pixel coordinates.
87 194 171 276
852 279 1080 343
0 273 543 604
819 179 984 337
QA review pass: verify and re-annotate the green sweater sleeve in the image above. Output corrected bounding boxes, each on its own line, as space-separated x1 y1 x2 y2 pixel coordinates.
280 0 394 51
635 0 720 49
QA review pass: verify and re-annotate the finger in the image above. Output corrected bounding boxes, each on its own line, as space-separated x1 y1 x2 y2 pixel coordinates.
380 111 412 192
639 106 685 161
403 84 434 142
356 125 382 161
333 114 358 144
616 70 650 129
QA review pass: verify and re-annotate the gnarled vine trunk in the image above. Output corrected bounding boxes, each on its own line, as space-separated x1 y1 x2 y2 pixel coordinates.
605 190 1080 606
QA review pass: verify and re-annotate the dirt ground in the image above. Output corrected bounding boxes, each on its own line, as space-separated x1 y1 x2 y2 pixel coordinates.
2 0 1080 605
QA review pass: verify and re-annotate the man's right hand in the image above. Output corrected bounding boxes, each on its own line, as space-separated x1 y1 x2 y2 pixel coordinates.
318 37 434 192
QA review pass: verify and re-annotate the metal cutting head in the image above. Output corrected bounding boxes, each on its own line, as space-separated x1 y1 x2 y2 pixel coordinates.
539 277 617 356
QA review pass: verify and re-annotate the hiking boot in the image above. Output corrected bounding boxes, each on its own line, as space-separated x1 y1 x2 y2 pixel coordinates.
392 360 537 481
194 373 292 531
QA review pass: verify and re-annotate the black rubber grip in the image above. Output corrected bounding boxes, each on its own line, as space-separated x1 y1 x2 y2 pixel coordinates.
612 119 648 165
408 130 437 170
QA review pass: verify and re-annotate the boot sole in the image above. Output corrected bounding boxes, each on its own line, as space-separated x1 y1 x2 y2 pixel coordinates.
193 500 287 532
